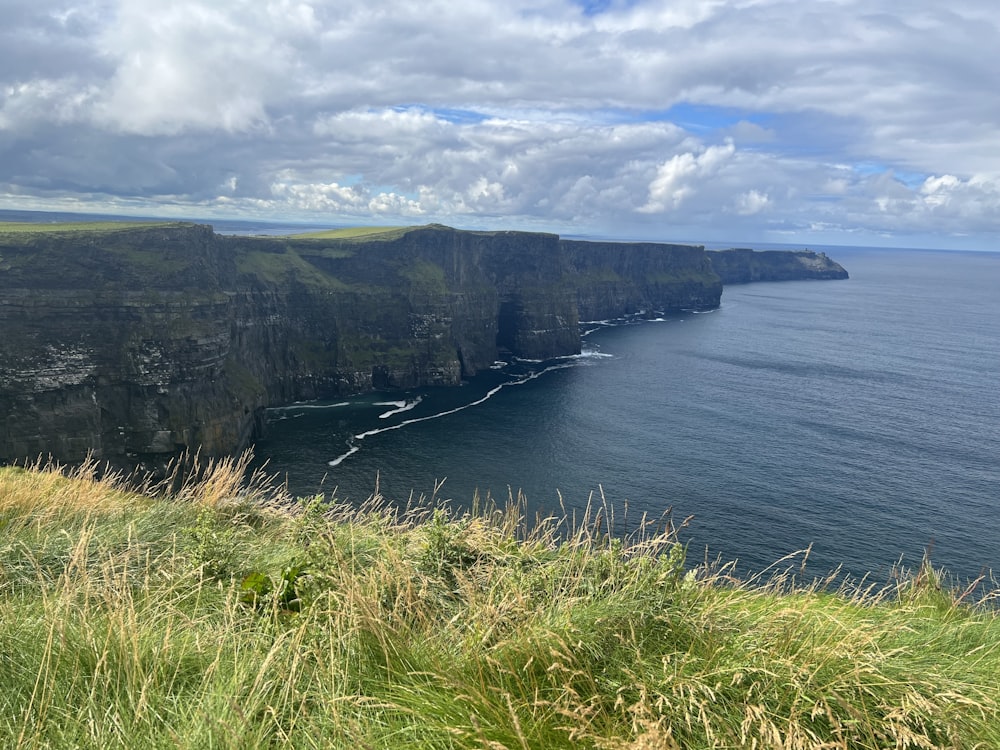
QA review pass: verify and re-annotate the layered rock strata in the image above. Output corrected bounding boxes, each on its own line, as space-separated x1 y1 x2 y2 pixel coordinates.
0 223 843 467
709 248 849 284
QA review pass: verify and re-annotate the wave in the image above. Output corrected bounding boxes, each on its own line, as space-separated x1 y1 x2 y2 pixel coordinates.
328 361 577 467
581 315 651 337
269 401 350 412
377 396 423 419
327 444 360 467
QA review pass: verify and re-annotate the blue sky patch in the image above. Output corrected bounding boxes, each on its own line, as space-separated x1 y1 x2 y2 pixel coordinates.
393 105 490 125
570 0 638 16
852 162 926 188
658 103 768 132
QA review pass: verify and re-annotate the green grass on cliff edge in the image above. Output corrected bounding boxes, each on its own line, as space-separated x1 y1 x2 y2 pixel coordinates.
0 220 178 236
289 225 414 240
1 458 998 749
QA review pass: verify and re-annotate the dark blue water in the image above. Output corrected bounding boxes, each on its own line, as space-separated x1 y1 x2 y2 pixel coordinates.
255 246 1000 583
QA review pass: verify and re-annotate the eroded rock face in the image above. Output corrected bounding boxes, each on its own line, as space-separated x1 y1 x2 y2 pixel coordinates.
0 225 262 468
708 248 849 284
563 240 723 321
3 223 843 467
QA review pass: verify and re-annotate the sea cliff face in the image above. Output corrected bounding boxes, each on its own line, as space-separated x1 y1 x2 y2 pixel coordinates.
0 222 842 467
709 248 849 283
564 240 723 321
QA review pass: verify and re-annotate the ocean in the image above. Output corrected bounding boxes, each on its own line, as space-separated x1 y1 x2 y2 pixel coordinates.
4 210 996 584
253 245 1000 586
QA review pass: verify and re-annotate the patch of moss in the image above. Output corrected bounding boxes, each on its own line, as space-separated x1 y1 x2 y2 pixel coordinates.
288 337 338 370
648 269 719 284
337 335 418 370
400 259 449 295
222 356 265 400
236 247 349 289
101 245 190 276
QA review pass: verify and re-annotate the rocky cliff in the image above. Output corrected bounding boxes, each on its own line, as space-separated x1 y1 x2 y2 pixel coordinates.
0 222 841 468
709 248 849 283
563 240 723 321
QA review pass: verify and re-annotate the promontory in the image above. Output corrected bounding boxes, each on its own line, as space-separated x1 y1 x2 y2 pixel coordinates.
0 222 846 468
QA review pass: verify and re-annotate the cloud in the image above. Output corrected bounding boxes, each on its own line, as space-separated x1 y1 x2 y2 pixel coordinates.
724 120 776 144
0 0 998 248
92 1 313 134
639 140 736 213
735 189 771 216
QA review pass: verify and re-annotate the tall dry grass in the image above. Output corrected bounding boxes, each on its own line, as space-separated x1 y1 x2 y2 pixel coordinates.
1 457 998 748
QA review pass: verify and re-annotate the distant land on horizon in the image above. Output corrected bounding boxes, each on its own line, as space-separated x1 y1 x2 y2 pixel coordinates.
1 207 992 254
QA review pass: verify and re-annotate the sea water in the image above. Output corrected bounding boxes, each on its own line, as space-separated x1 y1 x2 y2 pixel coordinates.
253 246 1000 584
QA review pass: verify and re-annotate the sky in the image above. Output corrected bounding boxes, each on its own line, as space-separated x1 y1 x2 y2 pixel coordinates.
1 0 999 250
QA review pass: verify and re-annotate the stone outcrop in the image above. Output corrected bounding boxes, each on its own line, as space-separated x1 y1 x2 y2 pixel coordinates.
0 222 843 468
709 248 849 284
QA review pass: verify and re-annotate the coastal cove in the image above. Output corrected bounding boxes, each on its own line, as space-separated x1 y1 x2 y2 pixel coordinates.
254 245 1000 585
0 219 842 468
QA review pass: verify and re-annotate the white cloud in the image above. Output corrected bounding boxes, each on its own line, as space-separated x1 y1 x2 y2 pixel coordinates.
0 0 999 247
91 1 312 134
734 189 770 216
639 140 735 213
0 77 99 128
920 174 962 207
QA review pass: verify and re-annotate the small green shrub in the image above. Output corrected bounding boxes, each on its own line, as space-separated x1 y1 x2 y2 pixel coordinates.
184 507 241 579
239 563 309 613
418 509 481 589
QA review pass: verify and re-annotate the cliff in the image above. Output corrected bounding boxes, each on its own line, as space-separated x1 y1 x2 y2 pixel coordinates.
0 222 841 468
0 224 260 467
562 240 722 321
709 248 849 283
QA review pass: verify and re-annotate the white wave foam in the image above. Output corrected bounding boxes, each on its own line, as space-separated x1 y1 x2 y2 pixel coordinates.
330 360 579 466
270 401 350 412
378 396 423 419
328 444 360 467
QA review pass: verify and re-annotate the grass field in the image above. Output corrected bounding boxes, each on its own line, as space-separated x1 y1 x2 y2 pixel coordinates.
0 221 178 235
289 226 413 240
1 457 997 749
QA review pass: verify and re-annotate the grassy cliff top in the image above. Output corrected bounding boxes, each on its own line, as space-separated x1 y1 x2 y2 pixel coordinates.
287 224 555 242
1 459 997 748
288 225 415 240
0 220 183 236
